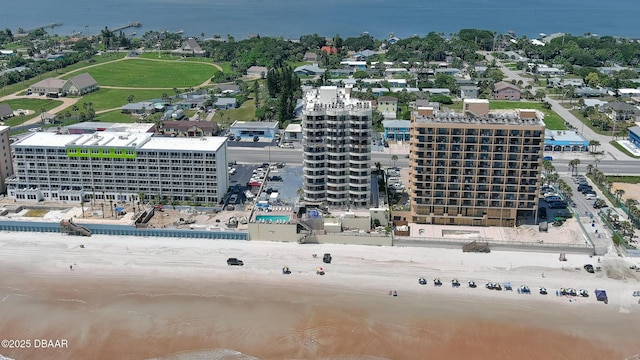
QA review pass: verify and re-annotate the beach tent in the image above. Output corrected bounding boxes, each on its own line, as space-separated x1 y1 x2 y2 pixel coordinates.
595 290 608 302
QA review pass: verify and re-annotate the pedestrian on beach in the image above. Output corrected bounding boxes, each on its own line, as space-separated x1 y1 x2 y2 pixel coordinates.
70 265 73 271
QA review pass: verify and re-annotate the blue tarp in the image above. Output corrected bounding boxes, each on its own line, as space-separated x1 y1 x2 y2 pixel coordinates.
115 207 124 212
595 290 607 301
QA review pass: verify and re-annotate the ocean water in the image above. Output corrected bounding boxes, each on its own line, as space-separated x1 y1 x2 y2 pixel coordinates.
0 0 637 40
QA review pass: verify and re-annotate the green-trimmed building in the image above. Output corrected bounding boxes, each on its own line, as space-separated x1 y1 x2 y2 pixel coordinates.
8 128 228 205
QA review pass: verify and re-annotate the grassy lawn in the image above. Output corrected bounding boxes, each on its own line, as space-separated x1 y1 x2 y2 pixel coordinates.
489 101 567 130
94 110 139 123
607 175 640 184
62 53 128 76
75 88 168 111
0 98 63 126
215 99 256 126
68 59 218 88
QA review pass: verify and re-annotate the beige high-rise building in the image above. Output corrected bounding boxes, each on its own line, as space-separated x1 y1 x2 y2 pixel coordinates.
0 126 14 194
409 100 545 226
301 86 372 207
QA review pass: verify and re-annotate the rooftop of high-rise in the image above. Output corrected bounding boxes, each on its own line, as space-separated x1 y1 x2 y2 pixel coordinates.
302 85 372 112
412 109 545 127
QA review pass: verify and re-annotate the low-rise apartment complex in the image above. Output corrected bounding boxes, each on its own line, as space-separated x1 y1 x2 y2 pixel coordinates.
8 128 228 205
409 99 545 226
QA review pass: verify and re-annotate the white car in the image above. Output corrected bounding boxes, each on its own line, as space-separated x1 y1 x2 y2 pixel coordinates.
585 193 597 200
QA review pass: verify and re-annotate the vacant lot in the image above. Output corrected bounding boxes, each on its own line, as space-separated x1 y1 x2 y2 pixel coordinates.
76 88 168 111
72 59 218 88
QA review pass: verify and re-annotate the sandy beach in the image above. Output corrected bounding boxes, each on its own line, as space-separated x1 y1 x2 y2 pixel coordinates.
1 232 639 360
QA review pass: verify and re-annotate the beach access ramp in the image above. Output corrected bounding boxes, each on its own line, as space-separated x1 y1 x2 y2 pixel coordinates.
60 219 92 237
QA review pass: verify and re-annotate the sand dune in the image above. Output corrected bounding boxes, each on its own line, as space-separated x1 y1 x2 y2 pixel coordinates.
0 232 639 360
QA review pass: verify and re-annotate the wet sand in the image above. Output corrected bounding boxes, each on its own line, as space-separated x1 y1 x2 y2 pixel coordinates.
1 272 638 360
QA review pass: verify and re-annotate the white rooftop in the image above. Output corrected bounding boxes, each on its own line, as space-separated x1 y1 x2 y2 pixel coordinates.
14 132 226 152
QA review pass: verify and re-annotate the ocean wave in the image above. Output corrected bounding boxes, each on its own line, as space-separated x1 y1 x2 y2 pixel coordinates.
147 348 258 360
147 349 391 360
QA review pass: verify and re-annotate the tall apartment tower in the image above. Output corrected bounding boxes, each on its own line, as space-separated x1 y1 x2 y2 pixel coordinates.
0 126 15 194
409 99 545 226
301 86 372 207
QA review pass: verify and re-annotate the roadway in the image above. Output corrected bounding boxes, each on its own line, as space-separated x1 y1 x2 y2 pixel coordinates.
227 147 640 176
480 51 631 161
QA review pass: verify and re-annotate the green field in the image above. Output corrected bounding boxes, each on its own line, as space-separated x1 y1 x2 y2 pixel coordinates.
94 110 139 123
76 88 169 111
68 59 218 88
214 99 256 126
0 98 63 126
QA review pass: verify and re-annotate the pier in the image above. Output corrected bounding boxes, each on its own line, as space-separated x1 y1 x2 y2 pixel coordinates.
110 22 142 33
23 22 63 33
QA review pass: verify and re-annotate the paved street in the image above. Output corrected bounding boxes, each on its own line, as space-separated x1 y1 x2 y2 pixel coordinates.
481 51 630 161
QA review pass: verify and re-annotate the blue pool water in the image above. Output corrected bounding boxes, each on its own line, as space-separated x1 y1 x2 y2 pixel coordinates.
255 215 290 222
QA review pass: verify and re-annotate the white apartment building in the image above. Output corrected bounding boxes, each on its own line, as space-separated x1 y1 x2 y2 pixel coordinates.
8 131 228 205
301 86 372 207
0 126 14 194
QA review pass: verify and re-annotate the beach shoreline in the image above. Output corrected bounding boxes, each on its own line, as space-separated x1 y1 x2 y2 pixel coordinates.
1 232 639 359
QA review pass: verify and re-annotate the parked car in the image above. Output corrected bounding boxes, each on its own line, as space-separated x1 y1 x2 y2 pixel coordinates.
545 196 561 203
323 253 332 264
229 194 238 204
269 176 283 182
227 258 244 266
585 193 598 200
548 201 566 209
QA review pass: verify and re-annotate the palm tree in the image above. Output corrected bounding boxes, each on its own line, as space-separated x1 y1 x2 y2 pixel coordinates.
568 159 580 177
375 162 382 175
72 105 79 122
546 173 559 185
127 94 134 103
586 164 593 175
391 154 398 168
80 198 85 217
589 139 600 153
614 189 625 205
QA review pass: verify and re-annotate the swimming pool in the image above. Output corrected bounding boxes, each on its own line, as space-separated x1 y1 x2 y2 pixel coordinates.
255 215 291 223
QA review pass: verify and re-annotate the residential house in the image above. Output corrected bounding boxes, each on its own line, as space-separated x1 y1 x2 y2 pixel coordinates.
214 97 238 110
121 101 155 114
293 64 326 76
384 68 409 76
377 96 398 119
62 73 99 95
213 84 240 95
459 86 480 99
600 101 640 121
328 69 353 77
29 78 66 96
340 60 367 70
320 46 338 55
387 79 407 88
628 126 640 147
422 88 451 96
246 66 268 77
172 38 206 57
574 87 606 97
161 120 219 137
0 104 13 120
582 99 607 109
435 68 462 77
492 81 521 100
598 65 628 75
303 51 318 62
390 87 420 93
611 88 640 97
382 119 411 142
535 66 565 77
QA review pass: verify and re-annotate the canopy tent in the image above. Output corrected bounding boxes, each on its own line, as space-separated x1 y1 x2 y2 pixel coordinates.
595 290 608 302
